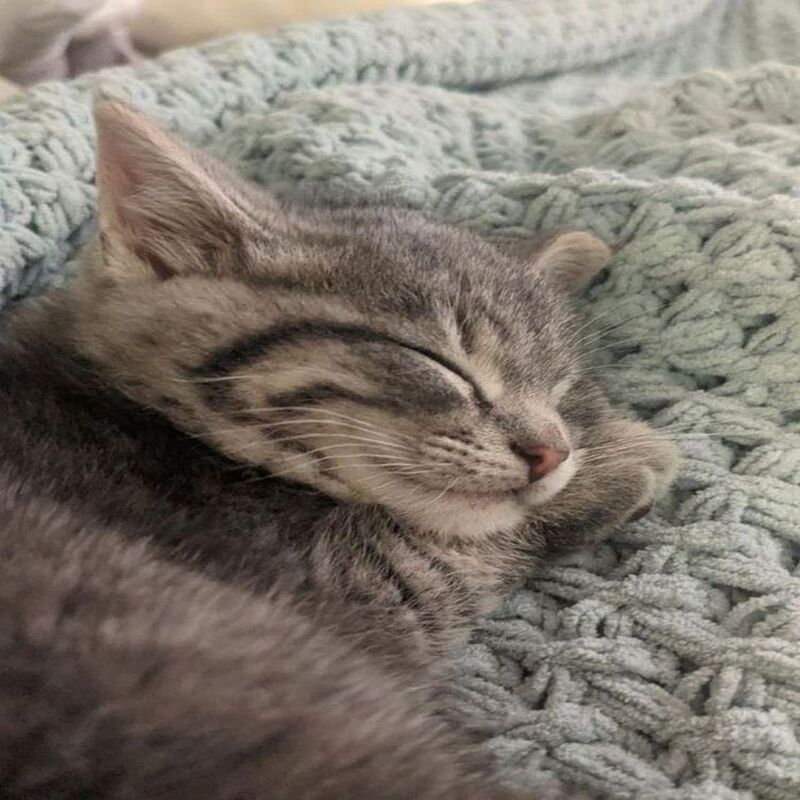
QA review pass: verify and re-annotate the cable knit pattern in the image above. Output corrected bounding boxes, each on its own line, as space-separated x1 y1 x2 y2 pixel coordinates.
1 1 799 798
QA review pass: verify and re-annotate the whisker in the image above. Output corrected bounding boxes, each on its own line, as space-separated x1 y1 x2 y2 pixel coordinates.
569 297 646 338
579 362 665 372
171 397 419 445
203 420 417 452
572 306 662 350
575 428 769 464
413 476 460 513
580 335 662 359
244 435 415 459
261 443 430 468
366 475 409 494
587 431 740 444
650 424 775 437
231 430 417 455
262 459 444 483
249 406 420 444
170 373 268 384
236 442 420 468
579 432 758 458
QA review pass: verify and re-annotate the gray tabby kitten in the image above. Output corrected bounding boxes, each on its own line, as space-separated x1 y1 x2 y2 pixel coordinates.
0 102 677 799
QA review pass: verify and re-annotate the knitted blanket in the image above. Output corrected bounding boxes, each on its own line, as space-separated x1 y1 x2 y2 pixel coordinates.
1 1 799 798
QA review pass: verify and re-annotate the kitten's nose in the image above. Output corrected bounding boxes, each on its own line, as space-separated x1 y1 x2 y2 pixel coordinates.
513 443 569 482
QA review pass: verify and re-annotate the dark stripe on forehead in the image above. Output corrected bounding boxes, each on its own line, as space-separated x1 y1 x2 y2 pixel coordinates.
193 321 490 407
266 379 465 415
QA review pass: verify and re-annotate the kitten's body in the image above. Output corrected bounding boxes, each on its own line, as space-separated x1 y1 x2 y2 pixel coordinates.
0 103 677 799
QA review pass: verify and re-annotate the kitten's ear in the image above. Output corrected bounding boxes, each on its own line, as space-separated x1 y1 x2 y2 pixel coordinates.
94 99 266 280
511 232 611 292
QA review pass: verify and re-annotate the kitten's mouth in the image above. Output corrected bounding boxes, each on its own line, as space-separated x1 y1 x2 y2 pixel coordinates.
375 478 529 539
390 453 577 510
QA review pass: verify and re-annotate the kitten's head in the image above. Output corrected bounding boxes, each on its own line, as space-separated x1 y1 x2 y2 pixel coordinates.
75 101 632 538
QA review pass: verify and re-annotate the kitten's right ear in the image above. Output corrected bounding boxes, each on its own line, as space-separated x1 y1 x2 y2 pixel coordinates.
500 231 612 293
93 98 270 280
530 232 611 292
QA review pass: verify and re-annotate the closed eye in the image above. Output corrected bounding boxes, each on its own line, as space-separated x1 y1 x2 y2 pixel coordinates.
195 320 492 408
391 340 491 410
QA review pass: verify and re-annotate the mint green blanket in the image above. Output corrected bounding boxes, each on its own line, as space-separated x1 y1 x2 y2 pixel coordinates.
1 1 798 797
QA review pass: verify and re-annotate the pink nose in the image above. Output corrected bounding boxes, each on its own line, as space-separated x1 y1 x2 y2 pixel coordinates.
514 444 569 482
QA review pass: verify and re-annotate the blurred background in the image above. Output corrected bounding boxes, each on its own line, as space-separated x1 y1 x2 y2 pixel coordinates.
0 0 474 102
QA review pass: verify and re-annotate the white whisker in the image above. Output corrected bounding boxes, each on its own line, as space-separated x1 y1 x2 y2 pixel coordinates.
413 476 460 514
572 305 660 350
579 335 662 359
250 406 419 443
205 420 417 453
231 430 417 455
169 373 268 384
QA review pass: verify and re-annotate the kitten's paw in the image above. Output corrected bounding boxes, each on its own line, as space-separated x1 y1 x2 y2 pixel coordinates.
528 419 678 552
612 420 678 520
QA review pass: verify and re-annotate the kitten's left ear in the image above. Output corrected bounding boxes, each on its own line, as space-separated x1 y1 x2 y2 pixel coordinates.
511 232 612 292
94 98 272 280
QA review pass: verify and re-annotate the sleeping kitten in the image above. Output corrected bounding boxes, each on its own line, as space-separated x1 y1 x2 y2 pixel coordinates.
0 101 677 799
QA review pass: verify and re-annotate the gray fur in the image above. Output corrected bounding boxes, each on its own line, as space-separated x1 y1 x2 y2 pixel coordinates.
0 102 677 799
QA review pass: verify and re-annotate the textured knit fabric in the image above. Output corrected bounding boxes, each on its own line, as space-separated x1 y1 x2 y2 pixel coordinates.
1 2 799 798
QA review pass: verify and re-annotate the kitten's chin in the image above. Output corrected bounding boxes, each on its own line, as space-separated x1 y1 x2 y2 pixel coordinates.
385 492 525 539
332 456 578 539
385 455 578 539
312 474 526 538
403 500 526 539
302 454 578 539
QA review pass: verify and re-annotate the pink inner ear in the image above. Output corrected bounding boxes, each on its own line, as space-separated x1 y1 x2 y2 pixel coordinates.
97 144 138 233
94 103 165 241
101 142 138 202
94 111 178 277
99 167 141 235
91 100 268 281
